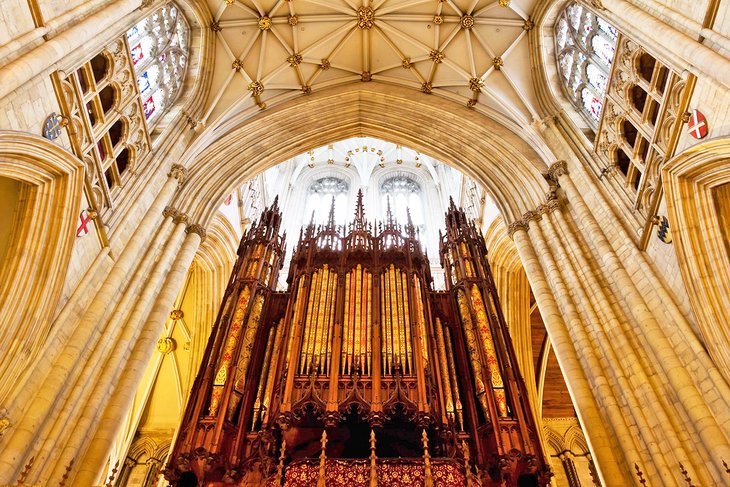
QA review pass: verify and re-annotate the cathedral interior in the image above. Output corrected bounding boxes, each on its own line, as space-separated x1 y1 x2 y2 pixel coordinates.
1 0 730 486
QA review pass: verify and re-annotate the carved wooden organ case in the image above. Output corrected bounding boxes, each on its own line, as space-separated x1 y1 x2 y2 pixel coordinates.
166 193 550 486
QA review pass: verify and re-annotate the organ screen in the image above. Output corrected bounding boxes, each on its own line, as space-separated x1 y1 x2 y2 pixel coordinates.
165 192 550 487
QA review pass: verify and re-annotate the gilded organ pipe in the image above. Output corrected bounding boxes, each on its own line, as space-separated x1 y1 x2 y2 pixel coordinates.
444 326 464 431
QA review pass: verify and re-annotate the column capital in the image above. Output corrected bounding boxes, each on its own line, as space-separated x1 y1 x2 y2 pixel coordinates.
507 219 530 237
186 223 207 241
162 206 179 219
173 212 190 225
545 160 568 185
168 164 188 186
507 192 561 237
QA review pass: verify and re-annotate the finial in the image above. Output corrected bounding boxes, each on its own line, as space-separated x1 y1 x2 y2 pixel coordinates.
272 194 279 209
327 195 336 229
385 196 394 225
354 189 365 225
317 430 328 487
449 195 457 210
369 429 378 487
405 207 415 237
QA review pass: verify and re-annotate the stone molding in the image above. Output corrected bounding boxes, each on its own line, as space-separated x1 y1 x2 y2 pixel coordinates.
186 223 207 241
168 164 188 186
507 191 561 237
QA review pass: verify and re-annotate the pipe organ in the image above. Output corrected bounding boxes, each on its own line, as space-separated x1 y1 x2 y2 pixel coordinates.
166 193 550 486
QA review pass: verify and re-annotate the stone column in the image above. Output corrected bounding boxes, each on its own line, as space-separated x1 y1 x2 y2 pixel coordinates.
74 224 205 486
511 225 626 486
0 165 187 484
40 211 189 484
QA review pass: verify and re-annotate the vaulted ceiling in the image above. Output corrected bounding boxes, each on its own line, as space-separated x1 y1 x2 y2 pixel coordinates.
200 0 541 129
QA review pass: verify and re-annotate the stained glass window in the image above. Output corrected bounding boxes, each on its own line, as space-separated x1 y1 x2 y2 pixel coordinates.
381 176 424 226
555 2 617 128
305 177 349 224
127 2 189 129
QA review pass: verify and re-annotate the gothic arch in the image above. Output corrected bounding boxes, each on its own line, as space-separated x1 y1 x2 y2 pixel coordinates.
0 131 84 402
663 136 730 379
173 83 552 227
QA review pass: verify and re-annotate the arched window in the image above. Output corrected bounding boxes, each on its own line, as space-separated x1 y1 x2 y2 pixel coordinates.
127 2 189 129
381 176 424 227
305 177 349 224
555 3 617 128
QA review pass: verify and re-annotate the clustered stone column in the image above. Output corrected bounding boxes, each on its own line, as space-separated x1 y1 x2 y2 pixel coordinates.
0 164 208 486
508 160 730 486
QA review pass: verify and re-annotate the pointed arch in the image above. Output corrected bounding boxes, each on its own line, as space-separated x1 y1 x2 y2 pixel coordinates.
0 131 84 402
663 136 730 380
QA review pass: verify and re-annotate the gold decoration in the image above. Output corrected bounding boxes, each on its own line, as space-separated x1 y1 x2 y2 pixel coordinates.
467 99 477 108
523 18 534 31
460 15 474 29
169 309 184 320
357 6 375 29
499 0 510 6
429 49 444 63
320 59 331 70
248 81 264 96
361 71 372 82
469 77 483 91
210 21 222 32
224 0 234 5
302 85 312 94
402 58 412 69
258 16 272 31
433 15 443 25
287 53 303 66
421 82 433 94
157 337 176 354
232 59 244 71
288 15 298 26
493 57 504 70
457 290 490 418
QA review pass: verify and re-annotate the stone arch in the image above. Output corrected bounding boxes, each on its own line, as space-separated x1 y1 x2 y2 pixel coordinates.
663 136 730 379
173 83 552 227
0 131 84 403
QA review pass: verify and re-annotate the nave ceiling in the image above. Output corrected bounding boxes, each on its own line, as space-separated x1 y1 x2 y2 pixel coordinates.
199 0 541 129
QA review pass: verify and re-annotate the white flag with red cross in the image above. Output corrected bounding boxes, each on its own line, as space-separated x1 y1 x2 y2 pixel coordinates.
76 209 94 237
687 109 708 139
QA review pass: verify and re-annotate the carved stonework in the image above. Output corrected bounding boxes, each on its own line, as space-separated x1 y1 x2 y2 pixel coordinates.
186 223 207 240
546 160 568 184
429 50 445 63
168 164 188 183
357 6 375 29
173 212 190 225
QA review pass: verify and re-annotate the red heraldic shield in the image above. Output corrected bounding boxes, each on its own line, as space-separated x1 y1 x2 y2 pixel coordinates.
688 109 708 139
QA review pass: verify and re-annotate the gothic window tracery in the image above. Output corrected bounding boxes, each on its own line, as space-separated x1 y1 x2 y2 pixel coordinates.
555 3 617 127
127 2 189 128
305 177 350 224
380 176 424 226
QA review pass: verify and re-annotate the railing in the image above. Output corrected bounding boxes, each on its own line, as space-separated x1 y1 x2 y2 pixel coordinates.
272 457 466 487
